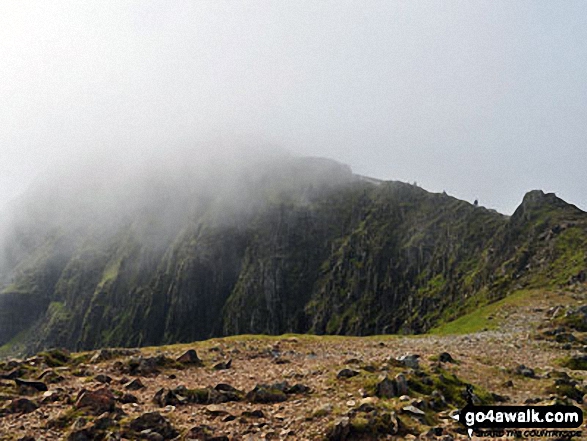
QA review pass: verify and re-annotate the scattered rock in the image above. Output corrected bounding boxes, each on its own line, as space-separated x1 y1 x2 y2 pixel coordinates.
93 374 112 384
394 373 408 395
176 349 202 365
67 428 95 441
429 390 447 410
90 349 113 364
326 417 351 440
41 389 66 403
90 348 140 364
205 404 232 417
75 387 116 414
119 393 139 404
37 369 65 383
396 354 420 369
491 392 509 403
284 383 311 394
14 378 48 392
337 368 359 379
153 388 185 407
185 425 228 440
0 368 22 380
375 376 396 398
402 404 425 417
8 398 39 415
241 409 265 418
562 354 587 370
313 403 333 417
124 378 145 390
125 355 170 376
246 384 287 403
212 359 232 370
515 364 535 378
129 412 179 439
438 352 454 363
213 383 244 401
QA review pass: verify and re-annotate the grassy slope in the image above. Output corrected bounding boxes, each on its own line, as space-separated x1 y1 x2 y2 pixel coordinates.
429 289 557 335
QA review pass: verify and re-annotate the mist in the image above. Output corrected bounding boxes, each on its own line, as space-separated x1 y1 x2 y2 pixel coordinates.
0 140 358 286
1 1 586 215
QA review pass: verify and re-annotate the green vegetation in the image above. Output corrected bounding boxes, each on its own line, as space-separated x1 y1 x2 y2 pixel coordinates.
429 290 538 335
38 347 71 367
559 356 587 371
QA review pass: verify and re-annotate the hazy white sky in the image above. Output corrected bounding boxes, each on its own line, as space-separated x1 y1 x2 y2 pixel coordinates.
1 1 585 214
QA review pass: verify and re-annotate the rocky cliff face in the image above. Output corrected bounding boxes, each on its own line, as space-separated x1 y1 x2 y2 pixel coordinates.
1 157 586 355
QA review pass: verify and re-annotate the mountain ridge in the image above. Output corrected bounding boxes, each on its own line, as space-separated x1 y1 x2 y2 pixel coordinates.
0 156 585 356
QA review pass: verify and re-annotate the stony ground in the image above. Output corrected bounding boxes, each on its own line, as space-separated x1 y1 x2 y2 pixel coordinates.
0 288 586 440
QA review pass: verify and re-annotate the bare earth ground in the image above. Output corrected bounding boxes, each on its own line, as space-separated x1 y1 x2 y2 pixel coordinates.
0 288 585 440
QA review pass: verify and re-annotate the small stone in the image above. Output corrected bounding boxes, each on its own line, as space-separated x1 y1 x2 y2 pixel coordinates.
396 354 420 369
241 409 265 418
14 378 48 392
326 417 350 440
375 376 396 398
125 378 145 390
313 403 333 417
394 373 408 395
284 383 311 394
74 387 116 415
246 384 287 404
176 349 202 365
153 388 182 407
515 364 535 378
336 368 359 379
130 412 179 439
439 352 454 363
119 393 139 404
205 404 231 417
359 397 378 406
93 374 112 384
8 398 38 414
212 359 232 370
402 404 425 416
89 349 112 364
37 369 65 383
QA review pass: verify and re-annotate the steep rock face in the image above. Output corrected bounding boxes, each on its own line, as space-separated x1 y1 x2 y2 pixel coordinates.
0 157 586 355
158 224 248 344
222 185 370 335
305 184 504 335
